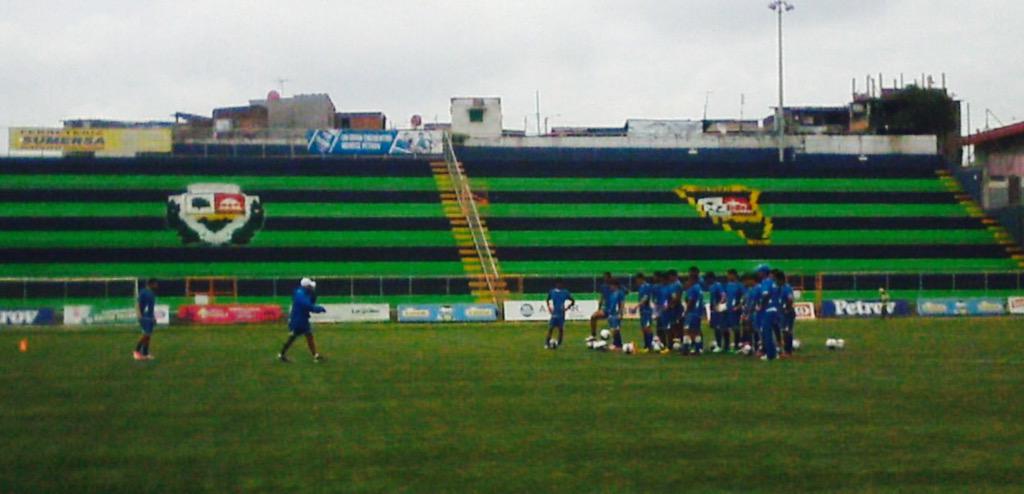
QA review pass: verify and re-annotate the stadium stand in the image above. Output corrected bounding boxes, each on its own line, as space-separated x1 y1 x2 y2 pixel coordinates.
459 148 1023 277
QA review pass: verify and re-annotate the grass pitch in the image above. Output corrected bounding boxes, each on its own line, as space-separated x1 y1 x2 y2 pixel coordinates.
1 319 1022 493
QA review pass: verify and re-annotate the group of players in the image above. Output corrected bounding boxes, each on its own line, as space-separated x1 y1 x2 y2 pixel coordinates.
545 264 798 360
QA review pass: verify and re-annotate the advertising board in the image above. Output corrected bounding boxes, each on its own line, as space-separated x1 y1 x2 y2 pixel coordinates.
311 304 390 323
176 304 283 324
503 300 599 322
63 305 170 325
306 129 443 155
821 299 911 318
0 308 56 326
397 304 498 323
916 298 1006 317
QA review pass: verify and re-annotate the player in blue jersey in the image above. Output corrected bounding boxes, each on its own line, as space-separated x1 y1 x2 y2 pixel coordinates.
664 270 685 351
633 273 656 352
682 271 705 355
279 278 327 363
755 265 779 361
651 272 672 354
133 278 159 361
546 280 576 350
706 272 727 353
739 273 759 354
724 269 745 352
589 272 615 338
605 279 627 350
775 270 797 356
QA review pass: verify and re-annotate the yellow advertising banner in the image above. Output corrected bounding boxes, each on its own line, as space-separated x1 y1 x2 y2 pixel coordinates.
9 127 171 155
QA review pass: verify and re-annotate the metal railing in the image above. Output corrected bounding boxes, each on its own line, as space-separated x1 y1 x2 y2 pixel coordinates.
443 132 502 305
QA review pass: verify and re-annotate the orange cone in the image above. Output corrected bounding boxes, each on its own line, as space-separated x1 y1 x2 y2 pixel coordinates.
18 338 29 353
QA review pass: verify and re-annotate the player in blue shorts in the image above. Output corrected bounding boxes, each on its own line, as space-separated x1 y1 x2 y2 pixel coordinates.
605 279 627 350
633 273 656 352
278 278 327 363
664 270 685 351
775 270 797 356
651 272 670 353
589 272 614 338
740 273 759 353
706 272 727 353
682 271 705 355
754 265 779 361
724 269 744 352
546 280 576 350
133 278 159 361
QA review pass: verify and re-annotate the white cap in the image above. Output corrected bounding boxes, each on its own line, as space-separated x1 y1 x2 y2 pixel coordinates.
300 277 316 289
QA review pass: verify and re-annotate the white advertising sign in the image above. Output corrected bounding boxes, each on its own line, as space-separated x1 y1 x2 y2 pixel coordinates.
1008 297 1024 315
311 304 391 323
794 302 816 321
63 305 170 326
503 300 599 322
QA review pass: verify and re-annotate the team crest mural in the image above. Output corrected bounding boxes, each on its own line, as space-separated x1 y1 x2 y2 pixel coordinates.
674 185 772 245
167 184 264 245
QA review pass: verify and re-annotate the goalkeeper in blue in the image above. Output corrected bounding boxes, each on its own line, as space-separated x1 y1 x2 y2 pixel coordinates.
546 280 576 349
278 277 327 363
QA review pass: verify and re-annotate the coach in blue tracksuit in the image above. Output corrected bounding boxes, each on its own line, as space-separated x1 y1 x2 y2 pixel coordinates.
278 278 327 363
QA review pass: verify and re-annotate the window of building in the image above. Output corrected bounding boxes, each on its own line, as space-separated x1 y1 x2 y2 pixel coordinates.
468 108 485 123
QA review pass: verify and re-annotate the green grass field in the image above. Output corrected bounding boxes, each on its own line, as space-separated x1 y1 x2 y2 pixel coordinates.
1 319 1022 493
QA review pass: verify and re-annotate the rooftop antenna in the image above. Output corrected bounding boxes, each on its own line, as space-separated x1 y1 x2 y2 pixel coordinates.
703 90 713 122
275 78 290 96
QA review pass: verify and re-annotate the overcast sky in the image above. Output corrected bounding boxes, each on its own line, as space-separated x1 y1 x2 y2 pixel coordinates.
2 0 1023 151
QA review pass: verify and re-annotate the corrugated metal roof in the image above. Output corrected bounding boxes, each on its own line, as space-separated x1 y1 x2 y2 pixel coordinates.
963 121 1024 146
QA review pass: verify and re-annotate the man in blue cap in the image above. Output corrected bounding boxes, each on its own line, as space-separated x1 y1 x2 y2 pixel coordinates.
278 277 327 363
755 264 779 361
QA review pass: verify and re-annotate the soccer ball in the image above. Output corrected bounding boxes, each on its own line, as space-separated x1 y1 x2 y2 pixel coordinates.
623 342 636 354
836 339 846 350
739 344 753 355
548 338 559 349
651 337 664 352
599 329 612 341
671 338 682 351
826 338 838 350
792 339 802 351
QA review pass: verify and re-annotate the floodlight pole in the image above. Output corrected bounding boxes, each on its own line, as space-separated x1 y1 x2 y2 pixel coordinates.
770 1 794 163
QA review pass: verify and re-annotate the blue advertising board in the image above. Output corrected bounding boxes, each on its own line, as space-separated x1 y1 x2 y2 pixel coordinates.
821 300 911 318
0 308 56 326
397 304 498 323
916 298 1007 317
307 129 443 156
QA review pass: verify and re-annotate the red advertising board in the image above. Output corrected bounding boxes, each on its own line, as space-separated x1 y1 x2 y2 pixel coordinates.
177 304 283 325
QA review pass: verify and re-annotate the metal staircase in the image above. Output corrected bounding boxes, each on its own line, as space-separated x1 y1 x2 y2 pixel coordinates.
436 133 508 304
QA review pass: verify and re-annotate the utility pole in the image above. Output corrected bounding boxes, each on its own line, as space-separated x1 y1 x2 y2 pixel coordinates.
275 77 289 96
769 1 795 163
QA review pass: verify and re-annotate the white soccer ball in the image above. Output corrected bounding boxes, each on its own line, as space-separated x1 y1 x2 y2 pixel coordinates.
792 339 802 351
836 339 846 350
651 337 664 352
826 338 838 350
671 339 682 351
623 342 635 354
740 344 753 355
599 329 612 341
548 338 559 349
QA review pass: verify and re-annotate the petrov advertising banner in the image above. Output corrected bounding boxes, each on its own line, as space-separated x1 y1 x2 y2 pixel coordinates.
311 304 391 323
916 298 1006 317
306 129 443 156
821 300 911 318
63 305 171 325
503 300 599 322
0 308 56 326
397 304 498 323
